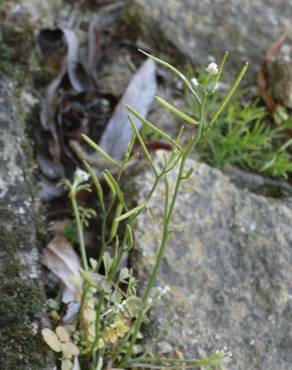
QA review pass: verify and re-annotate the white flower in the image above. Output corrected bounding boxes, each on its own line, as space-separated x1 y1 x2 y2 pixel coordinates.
206 62 218 76
147 297 153 305
75 168 90 183
207 82 219 94
157 286 171 296
191 77 199 87
162 285 171 294
116 303 125 313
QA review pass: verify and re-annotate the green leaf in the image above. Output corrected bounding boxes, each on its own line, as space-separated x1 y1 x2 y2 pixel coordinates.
112 289 123 304
83 161 105 212
82 134 118 167
104 170 128 210
115 203 146 223
103 252 113 275
181 167 194 180
123 225 134 251
126 105 179 148
124 132 136 162
155 96 199 125
103 171 116 198
207 61 249 131
125 296 144 318
128 115 157 176
214 51 228 86
139 49 202 104
119 267 130 282
110 203 124 240
47 298 61 311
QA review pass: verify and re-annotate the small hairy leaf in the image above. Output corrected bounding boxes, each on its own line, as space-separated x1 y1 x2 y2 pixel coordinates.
42 328 62 352
56 326 70 343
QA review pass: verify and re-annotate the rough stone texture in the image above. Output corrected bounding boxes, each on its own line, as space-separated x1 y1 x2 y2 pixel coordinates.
0 79 53 370
266 40 292 109
122 0 292 82
130 153 292 370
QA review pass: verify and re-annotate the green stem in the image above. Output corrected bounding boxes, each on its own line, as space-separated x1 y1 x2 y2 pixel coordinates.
119 94 207 367
95 196 115 272
91 289 105 364
119 156 188 367
70 191 88 271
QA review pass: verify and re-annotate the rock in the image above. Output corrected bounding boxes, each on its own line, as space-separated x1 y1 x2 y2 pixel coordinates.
0 79 53 370
122 0 292 82
266 40 292 109
129 152 292 370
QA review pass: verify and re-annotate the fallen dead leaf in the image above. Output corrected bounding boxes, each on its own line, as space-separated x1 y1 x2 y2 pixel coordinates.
42 234 81 303
257 31 288 112
99 58 157 161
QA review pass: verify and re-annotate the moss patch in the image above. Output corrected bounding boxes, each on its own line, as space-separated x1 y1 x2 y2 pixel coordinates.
0 207 48 369
0 324 45 370
0 21 34 85
0 279 43 324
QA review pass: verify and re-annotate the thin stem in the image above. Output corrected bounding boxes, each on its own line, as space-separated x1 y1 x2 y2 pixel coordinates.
95 195 115 272
91 289 105 360
119 157 188 367
120 94 207 367
70 191 88 271
206 61 248 133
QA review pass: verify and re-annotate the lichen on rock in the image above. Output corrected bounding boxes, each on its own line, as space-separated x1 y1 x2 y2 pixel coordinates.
0 79 53 369
122 0 292 81
129 152 292 370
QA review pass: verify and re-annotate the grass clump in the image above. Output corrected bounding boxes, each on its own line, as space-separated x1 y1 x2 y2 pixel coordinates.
196 95 292 178
184 68 292 179
42 51 247 370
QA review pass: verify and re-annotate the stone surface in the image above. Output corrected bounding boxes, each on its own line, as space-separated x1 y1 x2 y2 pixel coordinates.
0 79 53 370
130 152 292 370
266 40 292 109
122 0 292 82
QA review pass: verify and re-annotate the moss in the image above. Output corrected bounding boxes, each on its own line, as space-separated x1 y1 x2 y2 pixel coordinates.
0 279 43 324
0 22 34 86
0 208 42 318
0 208 30 254
0 324 45 370
0 9 52 369
0 207 48 370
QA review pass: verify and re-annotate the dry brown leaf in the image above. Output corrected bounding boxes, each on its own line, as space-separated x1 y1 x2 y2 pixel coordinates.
257 31 288 112
99 58 157 161
42 234 81 303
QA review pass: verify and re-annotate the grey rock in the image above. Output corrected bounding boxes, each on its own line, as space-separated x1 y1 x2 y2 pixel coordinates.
122 0 292 82
0 79 53 370
266 40 292 109
223 164 292 198
130 152 292 370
